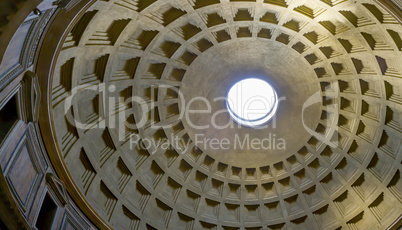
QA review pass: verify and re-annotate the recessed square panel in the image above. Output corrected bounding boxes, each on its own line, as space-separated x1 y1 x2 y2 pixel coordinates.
6 136 43 214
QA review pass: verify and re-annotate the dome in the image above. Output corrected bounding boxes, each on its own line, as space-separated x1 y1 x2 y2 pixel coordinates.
0 0 401 229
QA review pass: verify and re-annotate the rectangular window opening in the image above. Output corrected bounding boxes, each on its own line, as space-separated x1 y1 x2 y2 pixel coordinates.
0 95 19 144
35 194 58 230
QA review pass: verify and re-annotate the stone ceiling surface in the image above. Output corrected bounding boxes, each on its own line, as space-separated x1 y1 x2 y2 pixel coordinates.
48 0 402 229
181 39 321 167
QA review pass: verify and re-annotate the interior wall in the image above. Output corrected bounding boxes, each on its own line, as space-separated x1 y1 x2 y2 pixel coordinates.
0 0 96 229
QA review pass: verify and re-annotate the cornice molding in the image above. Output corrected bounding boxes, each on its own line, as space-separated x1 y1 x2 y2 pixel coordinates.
0 0 43 64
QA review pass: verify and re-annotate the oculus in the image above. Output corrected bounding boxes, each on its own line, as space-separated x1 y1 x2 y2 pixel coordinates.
226 78 278 127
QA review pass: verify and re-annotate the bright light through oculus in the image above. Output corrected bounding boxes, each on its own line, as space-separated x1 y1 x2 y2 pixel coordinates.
227 78 278 127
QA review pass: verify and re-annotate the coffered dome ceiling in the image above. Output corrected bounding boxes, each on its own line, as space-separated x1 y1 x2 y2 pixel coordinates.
47 0 401 229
